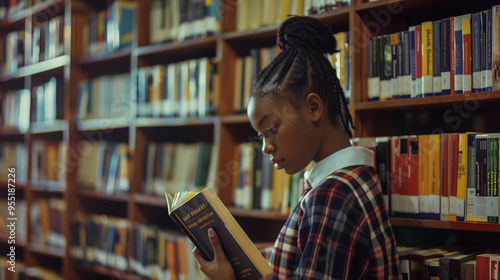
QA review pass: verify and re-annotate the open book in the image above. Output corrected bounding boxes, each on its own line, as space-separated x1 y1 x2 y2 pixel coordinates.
165 188 273 280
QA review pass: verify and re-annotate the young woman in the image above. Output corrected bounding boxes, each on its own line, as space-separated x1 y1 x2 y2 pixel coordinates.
194 16 401 280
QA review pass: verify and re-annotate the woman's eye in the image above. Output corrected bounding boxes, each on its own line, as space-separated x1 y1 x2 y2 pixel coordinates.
266 127 278 135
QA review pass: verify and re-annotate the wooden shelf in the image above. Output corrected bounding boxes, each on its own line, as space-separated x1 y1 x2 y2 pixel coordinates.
31 0 65 18
219 114 249 124
0 235 26 248
0 180 27 190
76 118 131 131
133 193 167 208
135 116 217 128
17 55 69 78
355 91 500 111
228 207 289 221
29 242 65 258
136 36 217 62
29 120 68 134
30 180 65 193
0 10 26 31
0 126 24 136
76 188 129 203
390 218 500 233
74 262 142 280
78 47 132 66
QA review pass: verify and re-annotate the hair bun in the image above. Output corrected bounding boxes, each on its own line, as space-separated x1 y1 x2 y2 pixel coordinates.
277 16 337 54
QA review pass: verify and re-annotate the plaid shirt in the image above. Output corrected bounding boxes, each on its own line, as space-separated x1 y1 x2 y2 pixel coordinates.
269 146 401 279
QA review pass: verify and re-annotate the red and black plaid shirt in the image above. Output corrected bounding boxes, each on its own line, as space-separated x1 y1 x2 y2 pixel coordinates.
269 147 401 279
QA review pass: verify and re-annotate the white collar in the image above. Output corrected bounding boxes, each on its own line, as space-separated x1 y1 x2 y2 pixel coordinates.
306 146 374 189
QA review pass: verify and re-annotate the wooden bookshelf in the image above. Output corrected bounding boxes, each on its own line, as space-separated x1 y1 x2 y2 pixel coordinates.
1 0 500 279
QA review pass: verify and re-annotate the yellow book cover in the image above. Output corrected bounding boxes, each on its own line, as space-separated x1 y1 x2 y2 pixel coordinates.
421 21 433 97
165 188 273 280
418 135 430 218
429 134 441 219
456 133 469 221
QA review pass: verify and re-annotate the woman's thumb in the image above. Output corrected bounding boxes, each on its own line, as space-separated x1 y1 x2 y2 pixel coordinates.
208 228 227 260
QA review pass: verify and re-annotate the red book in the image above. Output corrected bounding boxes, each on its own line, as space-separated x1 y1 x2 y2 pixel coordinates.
440 134 450 221
399 136 409 216
476 254 500 280
449 133 460 221
415 25 423 97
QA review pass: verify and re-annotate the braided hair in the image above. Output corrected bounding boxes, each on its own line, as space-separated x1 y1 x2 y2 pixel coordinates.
252 16 354 138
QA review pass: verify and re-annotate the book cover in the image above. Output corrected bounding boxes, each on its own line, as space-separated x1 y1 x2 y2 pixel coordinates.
399 136 409 216
486 134 499 223
450 17 455 95
475 134 488 223
454 16 464 94
471 12 482 93
456 133 468 222
165 188 273 280
493 5 500 90
449 133 459 221
433 20 442 96
462 14 472 94
390 136 400 216
421 21 434 97
441 18 451 95
484 9 492 92
415 25 423 98
466 133 477 222
402 30 411 98
376 137 391 210
461 259 475 280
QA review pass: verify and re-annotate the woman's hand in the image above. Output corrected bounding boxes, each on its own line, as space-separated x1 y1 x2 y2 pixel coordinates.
193 228 237 280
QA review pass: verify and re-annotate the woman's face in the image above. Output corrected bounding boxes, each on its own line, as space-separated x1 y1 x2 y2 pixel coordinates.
247 95 321 175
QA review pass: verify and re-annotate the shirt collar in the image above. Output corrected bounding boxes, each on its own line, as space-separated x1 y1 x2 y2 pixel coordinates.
306 146 374 189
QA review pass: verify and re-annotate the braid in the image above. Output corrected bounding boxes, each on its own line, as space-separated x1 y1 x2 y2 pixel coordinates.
252 16 354 138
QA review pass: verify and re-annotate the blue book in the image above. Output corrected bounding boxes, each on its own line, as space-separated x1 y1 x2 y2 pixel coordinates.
471 12 482 93
440 18 451 95
432 20 441 96
484 9 493 91
409 26 417 98
402 30 411 98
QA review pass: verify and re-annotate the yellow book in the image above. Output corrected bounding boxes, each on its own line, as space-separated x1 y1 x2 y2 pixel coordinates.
456 133 469 221
271 168 285 211
421 21 433 97
429 134 441 219
418 135 430 218
281 172 291 214
334 32 346 93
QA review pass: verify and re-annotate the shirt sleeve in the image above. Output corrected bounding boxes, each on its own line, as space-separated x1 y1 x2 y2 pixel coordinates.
293 182 371 280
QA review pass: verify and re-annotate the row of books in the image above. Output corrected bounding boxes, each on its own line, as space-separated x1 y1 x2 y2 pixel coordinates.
331 31 351 103
235 0 305 32
0 0 26 21
137 57 218 118
129 224 207 280
0 199 26 243
0 257 25 280
77 141 130 195
149 0 219 44
30 198 65 249
0 30 24 76
82 0 135 55
70 213 129 272
397 245 500 280
355 133 500 224
304 0 351 14
367 5 500 101
76 73 130 121
31 139 66 190
0 89 30 132
33 77 64 123
233 47 279 113
31 15 64 64
233 142 313 212
0 142 27 183
143 142 217 197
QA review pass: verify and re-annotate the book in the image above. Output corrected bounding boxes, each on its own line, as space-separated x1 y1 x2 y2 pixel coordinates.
165 188 273 280
493 5 500 90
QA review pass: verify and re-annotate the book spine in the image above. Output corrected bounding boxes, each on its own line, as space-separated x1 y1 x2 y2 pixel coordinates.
450 17 456 95
441 18 451 95
485 9 493 92
471 12 482 93
475 134 488 223
493 5 500 90
415 25 423 98
449 133 459 221
466 133 477 222
440 134 450 221
487 134 499 223
390 33 399 99
433 20 442 96
408 136 420 217
462 14 472 94
454 16 464 94
409 27 417 98
429 134 441 220
390 136 400 216
419 135 430 219
480 10 487 92
403 30 411 98
456 133 468 221
399 136 409 217
421 21 434 97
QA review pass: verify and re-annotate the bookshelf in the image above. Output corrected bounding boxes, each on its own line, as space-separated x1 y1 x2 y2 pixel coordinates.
1 0 500 279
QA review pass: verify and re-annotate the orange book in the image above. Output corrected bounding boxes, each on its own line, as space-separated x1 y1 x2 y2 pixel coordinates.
418 135 430 219
38 199 50 244
462 14 472 94
166 235 179 280
429 134 441 220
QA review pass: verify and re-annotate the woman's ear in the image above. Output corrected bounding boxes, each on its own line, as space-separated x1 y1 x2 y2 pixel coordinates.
305 93 323 122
